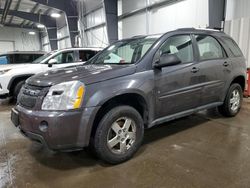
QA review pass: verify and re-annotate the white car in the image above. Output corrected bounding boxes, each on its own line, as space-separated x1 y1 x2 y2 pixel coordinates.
0 47 102 99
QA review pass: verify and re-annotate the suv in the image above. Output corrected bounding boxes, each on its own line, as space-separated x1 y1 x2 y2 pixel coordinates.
0 47 102 98
11 28 246 164
0 51 45 64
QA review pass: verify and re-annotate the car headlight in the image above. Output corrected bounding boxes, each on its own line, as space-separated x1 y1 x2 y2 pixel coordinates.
42 81 85 110
0 69 11 75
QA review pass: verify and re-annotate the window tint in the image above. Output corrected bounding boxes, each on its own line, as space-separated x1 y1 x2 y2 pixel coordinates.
0 55 8 64
116 45 134 63
87 37 158 65
53 51 74 64
79 50 97 62
33 54 44 61
196 35 224 60
159 35 194 63
13 54 34 63
223 37 243 57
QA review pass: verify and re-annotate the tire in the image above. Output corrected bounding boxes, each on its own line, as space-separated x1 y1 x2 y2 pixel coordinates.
218 83 243 117
13 80 25 100
93 106 144 164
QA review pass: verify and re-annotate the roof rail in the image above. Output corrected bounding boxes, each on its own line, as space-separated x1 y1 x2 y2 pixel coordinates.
131 35 146 38
176 27 224 33
177 27 196 31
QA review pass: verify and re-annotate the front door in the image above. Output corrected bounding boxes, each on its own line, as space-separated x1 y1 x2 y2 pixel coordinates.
43 51 82 71
154 35 202 119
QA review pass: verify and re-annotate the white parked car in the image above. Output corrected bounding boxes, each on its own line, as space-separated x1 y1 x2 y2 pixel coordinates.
0 47 102 99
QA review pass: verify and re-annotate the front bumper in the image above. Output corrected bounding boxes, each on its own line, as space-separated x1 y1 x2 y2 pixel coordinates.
11 105 100 151
0 76 10 96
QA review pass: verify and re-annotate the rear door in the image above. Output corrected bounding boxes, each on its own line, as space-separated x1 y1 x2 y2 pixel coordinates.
154 34 202 119
78 50 98 63
193 34 230 106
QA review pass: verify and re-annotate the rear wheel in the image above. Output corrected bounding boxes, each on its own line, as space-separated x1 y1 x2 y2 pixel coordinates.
218 83 243 117
93 106 144 164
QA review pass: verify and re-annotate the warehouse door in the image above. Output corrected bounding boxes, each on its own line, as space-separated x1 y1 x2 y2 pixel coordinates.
0 41 14 53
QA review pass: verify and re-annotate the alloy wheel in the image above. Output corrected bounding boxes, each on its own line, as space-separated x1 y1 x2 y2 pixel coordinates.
107 117 136 154
230 89 241 112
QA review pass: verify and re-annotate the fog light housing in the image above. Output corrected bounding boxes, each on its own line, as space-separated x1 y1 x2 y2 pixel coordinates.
39 121 48 132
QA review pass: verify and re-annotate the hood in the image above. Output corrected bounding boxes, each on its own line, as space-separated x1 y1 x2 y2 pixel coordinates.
0 64 31 70
26 64 136 87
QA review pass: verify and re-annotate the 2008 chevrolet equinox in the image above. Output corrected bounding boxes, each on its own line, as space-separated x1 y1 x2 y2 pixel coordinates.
11 28 247 164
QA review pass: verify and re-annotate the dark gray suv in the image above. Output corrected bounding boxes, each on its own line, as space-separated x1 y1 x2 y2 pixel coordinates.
11 28 246 164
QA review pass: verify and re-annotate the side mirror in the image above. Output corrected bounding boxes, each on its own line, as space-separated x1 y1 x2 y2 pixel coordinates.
154 54 181 69
48 59 57 67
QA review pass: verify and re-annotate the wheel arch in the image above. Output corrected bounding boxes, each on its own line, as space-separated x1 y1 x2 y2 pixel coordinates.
230 75 246 92
90 92 149 138
8 74 34 95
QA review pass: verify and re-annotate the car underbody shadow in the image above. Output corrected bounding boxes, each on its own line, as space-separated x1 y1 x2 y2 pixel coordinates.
29 110 220 169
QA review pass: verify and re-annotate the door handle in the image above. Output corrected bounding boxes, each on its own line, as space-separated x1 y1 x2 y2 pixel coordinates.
191 67 199 73
223 62 229 67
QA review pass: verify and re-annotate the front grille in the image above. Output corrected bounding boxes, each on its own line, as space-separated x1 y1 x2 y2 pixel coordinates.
19 94 37 108
18 84 46 109
22 84 43 97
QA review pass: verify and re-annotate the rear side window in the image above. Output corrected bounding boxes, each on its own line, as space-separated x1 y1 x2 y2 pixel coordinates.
223 37 243 57
0 55 8 64
195 35 225 61
159 35 194 63
79 50 97 62
33 54 44 61
13 54 33 63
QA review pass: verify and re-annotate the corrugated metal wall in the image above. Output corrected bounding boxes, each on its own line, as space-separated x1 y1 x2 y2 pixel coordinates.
57 13 72 49
78 0 209 47
118 0 209 39
226 0 250 20
224 19 250 67
225 0 250 67
0 27 41 53
78 0 109 47
41 31 51 52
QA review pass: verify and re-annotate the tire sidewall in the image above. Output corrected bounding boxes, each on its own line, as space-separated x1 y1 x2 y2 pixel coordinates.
13 80 25 99
94 106 144 164
226 84 243 116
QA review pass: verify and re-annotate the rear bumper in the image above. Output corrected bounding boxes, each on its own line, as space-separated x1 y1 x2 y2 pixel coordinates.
12 105 100 151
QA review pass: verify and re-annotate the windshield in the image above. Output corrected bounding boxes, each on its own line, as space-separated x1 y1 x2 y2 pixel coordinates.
87 36 159 65
32 52 53 63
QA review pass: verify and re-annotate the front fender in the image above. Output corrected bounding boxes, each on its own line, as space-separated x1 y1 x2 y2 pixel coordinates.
7 74 34 90
83 71 154 108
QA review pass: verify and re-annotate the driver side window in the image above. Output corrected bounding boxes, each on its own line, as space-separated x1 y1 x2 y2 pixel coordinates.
159 35 194 63
53 51 74 64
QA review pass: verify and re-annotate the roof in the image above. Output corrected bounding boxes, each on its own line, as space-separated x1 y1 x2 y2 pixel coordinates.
125 28 225 41
0 51 46 55
56 47 104 52
175 27 224 33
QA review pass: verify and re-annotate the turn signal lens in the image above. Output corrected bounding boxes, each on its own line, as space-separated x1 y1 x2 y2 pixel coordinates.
73 86 85 109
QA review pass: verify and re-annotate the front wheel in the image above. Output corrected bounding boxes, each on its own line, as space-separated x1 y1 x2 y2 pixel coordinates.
13 80 25 100
93 106 144 164
218 83 243 117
